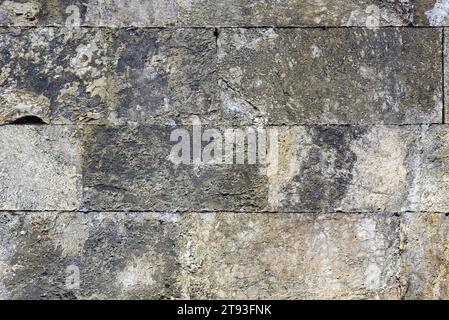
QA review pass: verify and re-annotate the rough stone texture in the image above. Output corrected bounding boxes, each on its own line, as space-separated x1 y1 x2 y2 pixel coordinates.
81 125 449 213
0 0 414 27
0 125 82 211
5 0 449 27
0 212 180 299
0 211 403 300
0 0 448 302
0 0 177 27
178 0 413 27
82 125 268 212
1 27 442 126
401 213 449 299
218 28 442 125
180 212 402 299
270 125 449 213
0 27 217 125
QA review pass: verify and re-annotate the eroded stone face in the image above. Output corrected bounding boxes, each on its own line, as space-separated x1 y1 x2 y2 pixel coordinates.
0 0 414 27
81 125 449 213
0 212 181 299
401 213 449 299
82 125 268 212
218 28 442 125
0 0 177 27
0 125 82 211
179 212 402 299
0 28 217 125
178 0 413 27
1 27 442 126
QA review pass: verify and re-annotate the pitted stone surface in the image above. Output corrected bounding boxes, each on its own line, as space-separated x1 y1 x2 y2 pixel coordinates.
401 213 449 299
0 27 217 125
81 125 449 213
0 125 82 211
0 0 448 302
217 28 443 125
179 212 402 299
178 0 413 27
0 0 414 27
82 125 268 212
0 212 181 299
0 0 177 27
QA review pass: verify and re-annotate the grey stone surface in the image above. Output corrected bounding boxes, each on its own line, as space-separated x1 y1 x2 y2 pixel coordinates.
413 0 449 26
1 27 442 126
0 0 414 27
0 0 447 302
0 211 404 300
82 125 268 212
0 27 217 125
270 125 449 213
0 0 177 27
0 212 180 299
180 212 402 299
217 28 442 125
177 0 413 27
401 213 449 299
81 125 449 213
0 125 82 211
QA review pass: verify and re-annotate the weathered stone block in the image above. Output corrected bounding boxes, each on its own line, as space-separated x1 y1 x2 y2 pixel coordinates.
81 125 449 213
0 212 181 299
0 1 413 27
0 125 82 211
179 212 402 299
82 125 268 212
178 0 413 27
270 125 449 213
401 213 449 299
0 0 177 27
0 28 217 125
218 28 442 125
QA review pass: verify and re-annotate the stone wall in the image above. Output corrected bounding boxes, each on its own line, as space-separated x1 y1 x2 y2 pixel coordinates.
1 0 449 300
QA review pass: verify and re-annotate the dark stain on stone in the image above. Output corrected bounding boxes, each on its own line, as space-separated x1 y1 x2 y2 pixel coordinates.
285 126 366 211
11 115 47 125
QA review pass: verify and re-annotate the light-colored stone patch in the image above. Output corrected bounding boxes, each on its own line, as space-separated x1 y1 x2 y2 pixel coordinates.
402 213 449 299
340 127 409 212
52 213 90 257
0 126 82 210
266 126 305 210
425 0 449 26
180 213 401 299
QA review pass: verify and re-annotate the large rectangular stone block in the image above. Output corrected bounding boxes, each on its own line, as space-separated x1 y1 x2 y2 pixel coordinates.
270 125 449 213
179 212 402 299
0 212 181 299
0 0 413 27
218 28 442 125
0 0 177 27
0 211 402 300
0 27 218 125
82 125 268 212
81 125 449 213
178 0 413 27
0 125 82 211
